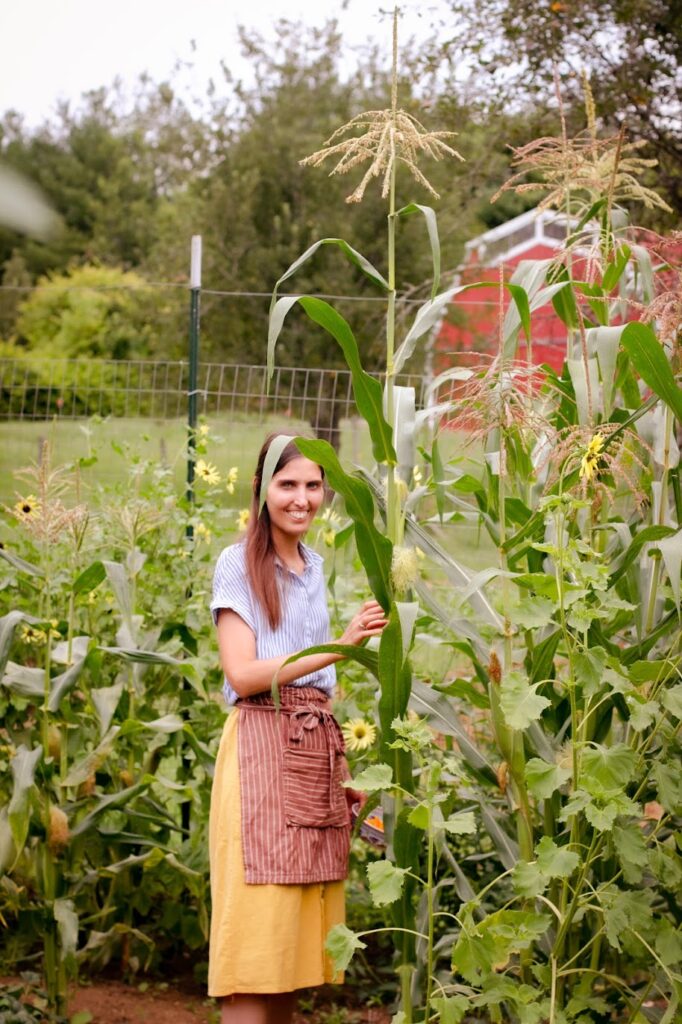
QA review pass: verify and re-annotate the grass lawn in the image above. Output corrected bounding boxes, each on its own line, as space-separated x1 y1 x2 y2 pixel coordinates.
0 413 495 572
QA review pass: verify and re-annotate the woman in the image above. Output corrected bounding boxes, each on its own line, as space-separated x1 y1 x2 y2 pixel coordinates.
209 433 387 1024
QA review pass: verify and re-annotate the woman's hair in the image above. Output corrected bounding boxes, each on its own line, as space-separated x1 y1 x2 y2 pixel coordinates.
244 432 324 629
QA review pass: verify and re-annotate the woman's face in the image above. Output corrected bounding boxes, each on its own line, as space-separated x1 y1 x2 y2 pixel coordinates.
265 456 324 543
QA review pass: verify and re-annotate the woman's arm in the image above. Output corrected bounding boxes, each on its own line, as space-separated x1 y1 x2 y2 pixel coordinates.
216 599 387 699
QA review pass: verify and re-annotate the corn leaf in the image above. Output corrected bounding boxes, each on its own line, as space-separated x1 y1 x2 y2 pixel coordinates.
621 322 682 424
397 202 441 298
8 744 42 855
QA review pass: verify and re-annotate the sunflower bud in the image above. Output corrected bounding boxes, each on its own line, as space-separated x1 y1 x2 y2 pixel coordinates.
48 806 70 854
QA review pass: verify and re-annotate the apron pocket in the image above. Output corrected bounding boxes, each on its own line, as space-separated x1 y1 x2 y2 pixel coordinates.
283 748 347 828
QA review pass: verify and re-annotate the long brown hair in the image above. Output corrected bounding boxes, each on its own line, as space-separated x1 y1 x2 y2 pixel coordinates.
245 432 324 629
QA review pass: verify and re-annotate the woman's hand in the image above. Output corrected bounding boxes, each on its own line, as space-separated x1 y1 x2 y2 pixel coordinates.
340 599 389 647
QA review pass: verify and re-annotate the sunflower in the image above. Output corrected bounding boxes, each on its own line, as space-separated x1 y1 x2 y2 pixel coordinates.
195 459 221 486
225 466 239 495
13 495 41 522
579 433 605 482
237 508 250 532
194 522 211 543
342 718 377 752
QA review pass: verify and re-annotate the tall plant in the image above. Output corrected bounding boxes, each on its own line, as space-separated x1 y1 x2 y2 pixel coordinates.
268 12 682 1023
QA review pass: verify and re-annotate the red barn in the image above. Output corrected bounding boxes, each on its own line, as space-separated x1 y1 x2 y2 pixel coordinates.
436 208 573 374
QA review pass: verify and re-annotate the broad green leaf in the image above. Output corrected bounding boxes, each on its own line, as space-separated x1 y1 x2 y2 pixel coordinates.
626 696 659 732
612 823 649 884
621 321 682 424
367 859 408 906
91 682 124 738
0 548 43 576
602 244 631 292
440 811 477 835
8 744 42 854
345 763 393 792
70 778 152 838
655 922 682 968
512 860 546 898
325 923 367 972
582 743 636 790
567 357 600 424
295 437 393 609
574 647 608 698
500 671 551 730
662 684 682 719
102 560 133 631
524 758 571 800
271 298 396 464
284 643 379 679
73 560 106 596
408 802 429 830
397 203 441 298
390 385 416 483
658 529 682 611
101 647 184 667
62 727 121 787
0 610 30 677
48 657 87 712
609 524 676 584
653 762 682 814
0 660 44 698
535 836 579 878
431 995 469 1024
587 324 624 417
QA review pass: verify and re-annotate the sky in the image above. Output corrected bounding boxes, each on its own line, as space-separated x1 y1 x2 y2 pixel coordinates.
2 0 443 126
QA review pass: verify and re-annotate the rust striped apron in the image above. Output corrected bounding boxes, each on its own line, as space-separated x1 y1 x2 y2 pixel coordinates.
236 686 351 884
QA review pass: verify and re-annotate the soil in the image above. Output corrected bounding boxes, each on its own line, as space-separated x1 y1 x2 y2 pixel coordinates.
3 977 391 1024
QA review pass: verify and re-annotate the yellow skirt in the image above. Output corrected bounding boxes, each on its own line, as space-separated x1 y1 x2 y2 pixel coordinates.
208 707 346 997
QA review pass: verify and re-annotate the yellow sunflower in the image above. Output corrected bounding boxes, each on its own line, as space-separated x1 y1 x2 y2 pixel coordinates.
13 495 41 522
195 459 221 486
579 433 605 482
225 466 239 495
237 508 250 532
342 718 377 752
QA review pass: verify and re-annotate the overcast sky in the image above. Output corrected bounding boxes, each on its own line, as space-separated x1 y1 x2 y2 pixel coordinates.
3 1 444 126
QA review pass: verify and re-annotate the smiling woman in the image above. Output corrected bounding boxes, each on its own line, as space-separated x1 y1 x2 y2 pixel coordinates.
207 432 387 1024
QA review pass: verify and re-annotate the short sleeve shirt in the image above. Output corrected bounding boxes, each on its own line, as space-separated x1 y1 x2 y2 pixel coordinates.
211 541 336 705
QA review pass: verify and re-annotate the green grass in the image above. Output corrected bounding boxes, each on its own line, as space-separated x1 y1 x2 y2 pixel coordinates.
0 413 495 571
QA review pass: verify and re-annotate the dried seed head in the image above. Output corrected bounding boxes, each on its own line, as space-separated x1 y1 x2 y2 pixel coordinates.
488 651 502 685
48 806 70 854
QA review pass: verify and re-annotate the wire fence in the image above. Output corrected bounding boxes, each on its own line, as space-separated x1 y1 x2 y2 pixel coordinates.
0 356 432 443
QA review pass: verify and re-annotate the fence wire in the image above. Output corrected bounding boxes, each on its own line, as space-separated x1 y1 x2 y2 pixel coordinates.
0 357 430 437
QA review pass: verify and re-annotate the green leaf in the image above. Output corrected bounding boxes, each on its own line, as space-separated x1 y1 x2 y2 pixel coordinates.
398 203 441 298
653 762 682 815
325 922 367 972
512 860 547 898
62 727 121 787
345 763 393 792
284 642 378 679
0 610 31 677
535 836 579 878
258 433 295 513
295 437 393 609
0 660 44 698
440 811 477 835
407 802 429 829
271 298 396 465
73 560 105 596
612 823 649 884
655 922 682 968
0 547 43 576
70 778 152 837
662 684 682 719
431 995 469 1024
582 743 636 790
500 671 551 730
272 237 388 298
621 321 682 424
48 657 87 712
8 744 42 855
658 529 682 611
367 859 408 906
609 524 676 584
626 696 660 732
524 758 571 800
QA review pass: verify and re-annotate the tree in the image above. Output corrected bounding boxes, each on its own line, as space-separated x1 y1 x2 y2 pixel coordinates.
424 0 682 220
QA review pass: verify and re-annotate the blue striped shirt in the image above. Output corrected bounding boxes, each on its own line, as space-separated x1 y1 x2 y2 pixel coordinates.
211 541 336 705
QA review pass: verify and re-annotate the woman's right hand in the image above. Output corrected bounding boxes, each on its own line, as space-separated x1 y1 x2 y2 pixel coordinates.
340 600 389 646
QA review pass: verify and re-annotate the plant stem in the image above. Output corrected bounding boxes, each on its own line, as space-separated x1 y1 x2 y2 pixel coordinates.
424 802 435 1024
